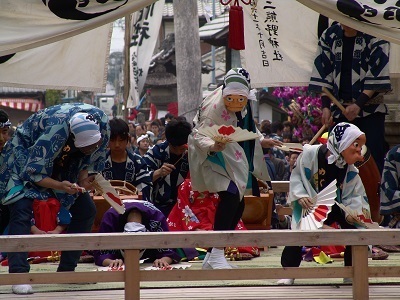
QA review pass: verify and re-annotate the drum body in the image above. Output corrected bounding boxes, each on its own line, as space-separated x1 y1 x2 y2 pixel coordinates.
354 146 382 223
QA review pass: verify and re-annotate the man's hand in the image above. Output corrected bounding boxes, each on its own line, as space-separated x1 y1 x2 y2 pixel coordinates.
344 104 361 121
153 163 175 181
321 108 333 126
261 138 283 148
78 174 96 191
297 197 314 209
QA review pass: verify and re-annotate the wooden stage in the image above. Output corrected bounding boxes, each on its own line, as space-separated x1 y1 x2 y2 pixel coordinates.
3 285 400 299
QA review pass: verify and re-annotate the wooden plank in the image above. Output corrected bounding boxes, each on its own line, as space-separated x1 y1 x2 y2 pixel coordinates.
352 245 369 300
369 266 400 277
2 230 400 252
139 267 352 281
124 249 140 300
5 285 400 300
271 181 290 193
0 271 123 285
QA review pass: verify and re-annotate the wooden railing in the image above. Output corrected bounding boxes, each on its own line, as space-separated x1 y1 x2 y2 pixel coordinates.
1 229 400 300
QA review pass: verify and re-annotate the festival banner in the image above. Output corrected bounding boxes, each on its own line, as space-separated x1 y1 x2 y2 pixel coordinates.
243 0 400 88
297 0 400 45
127 0 165 108
0 25 112 92
0 0 157 56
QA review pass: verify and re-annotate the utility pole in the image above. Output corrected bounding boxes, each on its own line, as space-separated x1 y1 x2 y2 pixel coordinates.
173 0 202 122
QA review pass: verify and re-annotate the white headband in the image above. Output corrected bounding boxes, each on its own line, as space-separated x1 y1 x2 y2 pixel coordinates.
137 134 149 143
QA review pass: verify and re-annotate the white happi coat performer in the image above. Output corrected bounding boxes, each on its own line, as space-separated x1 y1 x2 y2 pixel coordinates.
278 122 371 286
188 68 281 269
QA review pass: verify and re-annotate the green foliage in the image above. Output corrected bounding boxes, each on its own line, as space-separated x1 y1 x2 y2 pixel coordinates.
45 90 63 107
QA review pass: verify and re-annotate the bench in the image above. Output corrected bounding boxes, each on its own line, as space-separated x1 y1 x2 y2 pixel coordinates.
1 229 399 300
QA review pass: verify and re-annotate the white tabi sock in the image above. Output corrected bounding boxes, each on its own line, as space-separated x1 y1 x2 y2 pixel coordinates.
12 284 33 294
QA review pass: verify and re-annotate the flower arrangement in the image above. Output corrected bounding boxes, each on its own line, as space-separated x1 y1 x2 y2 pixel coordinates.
272 86 322 140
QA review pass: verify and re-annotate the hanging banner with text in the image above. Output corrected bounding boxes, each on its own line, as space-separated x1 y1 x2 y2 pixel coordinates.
127 0 165 108
243 0 400 88
0 0 156 56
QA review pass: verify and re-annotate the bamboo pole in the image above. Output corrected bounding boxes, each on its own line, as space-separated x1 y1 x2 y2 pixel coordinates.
322 87 346 113
309 124 327 145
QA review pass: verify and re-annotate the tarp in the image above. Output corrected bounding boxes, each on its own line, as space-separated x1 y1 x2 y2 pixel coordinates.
0 0 156 92
0 25 112 92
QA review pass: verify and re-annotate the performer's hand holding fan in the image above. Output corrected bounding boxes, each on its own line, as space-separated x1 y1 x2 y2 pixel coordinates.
92 173 125 214
276 143 303 153
296 179 337 230
337 203 380 229
198 125 259 143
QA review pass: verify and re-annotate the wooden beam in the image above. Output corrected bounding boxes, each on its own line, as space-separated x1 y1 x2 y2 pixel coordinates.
352 246 370 300
125 249 140 300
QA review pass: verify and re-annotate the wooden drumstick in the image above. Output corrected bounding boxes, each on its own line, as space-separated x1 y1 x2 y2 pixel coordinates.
322 87 346 113
309 124 327 145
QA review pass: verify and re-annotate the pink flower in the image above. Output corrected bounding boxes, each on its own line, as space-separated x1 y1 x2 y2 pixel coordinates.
235 150 243 161
221 109 230 121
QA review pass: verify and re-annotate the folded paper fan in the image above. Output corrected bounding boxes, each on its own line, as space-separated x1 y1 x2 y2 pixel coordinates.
276 143 303 153
337 203 379 229
93 173 125 214
298 179 337 230
198 125 259 143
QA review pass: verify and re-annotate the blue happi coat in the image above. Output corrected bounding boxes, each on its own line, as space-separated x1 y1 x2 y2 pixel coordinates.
0 103 110 209
309 23 391 117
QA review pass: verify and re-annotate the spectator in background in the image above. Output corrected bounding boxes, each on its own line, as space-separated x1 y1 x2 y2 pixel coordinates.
102 118 152 201
164 113 175 126
128 122 136 137
111 104 118 119
135 134 150 157
143 119 192 217
283 151 300 181
282 132 292 143
269 121 286 160
135 124 147 138
282 121 294 135
150 120 162 143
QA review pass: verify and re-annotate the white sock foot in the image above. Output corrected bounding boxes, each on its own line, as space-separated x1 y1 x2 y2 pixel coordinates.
12 284 33 294
277 278 295 285
207 248 233 269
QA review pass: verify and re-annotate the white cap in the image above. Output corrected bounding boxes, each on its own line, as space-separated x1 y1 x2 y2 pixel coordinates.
69 113 101 148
